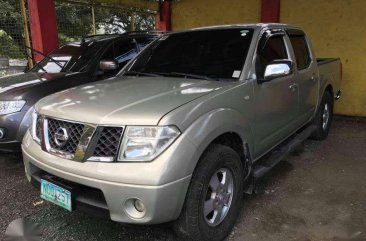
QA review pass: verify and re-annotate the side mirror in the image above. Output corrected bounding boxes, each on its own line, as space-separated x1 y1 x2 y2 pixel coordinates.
261 60 293 83
99 60 118 73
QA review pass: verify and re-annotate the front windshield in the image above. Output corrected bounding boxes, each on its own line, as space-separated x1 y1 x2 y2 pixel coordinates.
38 56 71 72
31 42 105 73
125 28 254 80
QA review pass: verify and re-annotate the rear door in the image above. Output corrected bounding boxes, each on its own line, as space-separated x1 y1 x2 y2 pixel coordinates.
286 29 319 123
252 29 299 156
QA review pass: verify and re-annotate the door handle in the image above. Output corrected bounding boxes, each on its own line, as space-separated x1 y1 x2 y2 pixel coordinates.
289 83 298 92
311 74 317 82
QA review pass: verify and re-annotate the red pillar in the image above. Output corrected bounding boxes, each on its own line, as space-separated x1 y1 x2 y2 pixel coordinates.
155 1 171 31
28 0 59 61
261 0 280 23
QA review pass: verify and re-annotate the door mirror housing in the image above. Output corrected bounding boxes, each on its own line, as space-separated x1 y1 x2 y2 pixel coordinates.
260 60 293 83
99 60 118 73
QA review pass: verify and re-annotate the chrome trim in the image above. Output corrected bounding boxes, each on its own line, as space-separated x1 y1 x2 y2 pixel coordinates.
41 118 97 162
54 127 69 148
86 125 125 162
74 124 97 162
32 114 43 145
87 156 115 162
37 115 126 162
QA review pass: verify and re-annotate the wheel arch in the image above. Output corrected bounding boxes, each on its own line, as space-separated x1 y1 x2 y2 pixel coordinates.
324 84 334 97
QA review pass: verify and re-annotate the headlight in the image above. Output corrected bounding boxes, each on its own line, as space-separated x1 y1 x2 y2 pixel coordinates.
118 126 180 162
0 100 26 115
30 110 41 144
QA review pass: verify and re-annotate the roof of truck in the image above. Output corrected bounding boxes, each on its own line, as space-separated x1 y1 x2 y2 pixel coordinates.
177 23 302 33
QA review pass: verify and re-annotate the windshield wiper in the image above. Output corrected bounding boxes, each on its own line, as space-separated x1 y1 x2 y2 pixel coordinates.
124 70 162 77
25 45 68 73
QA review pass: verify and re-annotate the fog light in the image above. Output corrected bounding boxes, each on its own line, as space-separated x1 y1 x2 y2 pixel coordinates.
124 198 146 219
134 199 145 212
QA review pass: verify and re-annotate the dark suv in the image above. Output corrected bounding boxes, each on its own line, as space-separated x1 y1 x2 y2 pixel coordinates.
0 31 160 152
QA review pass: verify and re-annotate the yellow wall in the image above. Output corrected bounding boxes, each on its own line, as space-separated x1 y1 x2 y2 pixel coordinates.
171 0 260 30
281 0 366 116
170 0 365 116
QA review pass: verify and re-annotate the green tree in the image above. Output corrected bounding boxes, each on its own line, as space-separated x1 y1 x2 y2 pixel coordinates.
0 0 26 58
55 2 94 45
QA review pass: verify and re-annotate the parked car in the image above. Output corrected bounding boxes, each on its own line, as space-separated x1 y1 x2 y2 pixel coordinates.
0 31 160 152
22 24 341 241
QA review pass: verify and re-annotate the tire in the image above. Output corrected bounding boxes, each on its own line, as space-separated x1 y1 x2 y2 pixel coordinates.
174 144 244 241
310 91 334 140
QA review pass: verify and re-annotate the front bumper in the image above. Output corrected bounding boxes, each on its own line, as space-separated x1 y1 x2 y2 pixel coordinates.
22 130 195 224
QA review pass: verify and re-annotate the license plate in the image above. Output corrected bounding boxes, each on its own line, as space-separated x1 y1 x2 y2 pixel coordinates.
41 179 72 211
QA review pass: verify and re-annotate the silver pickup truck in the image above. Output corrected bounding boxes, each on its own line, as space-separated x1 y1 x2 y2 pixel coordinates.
22 24 341 241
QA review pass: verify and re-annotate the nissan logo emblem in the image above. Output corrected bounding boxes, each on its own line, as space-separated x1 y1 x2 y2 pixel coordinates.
54 127 69 147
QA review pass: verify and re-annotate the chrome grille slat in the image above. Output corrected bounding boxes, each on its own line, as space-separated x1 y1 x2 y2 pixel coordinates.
47 119 85 154
93 127 123 158
38 116 123 162
35 116 42 141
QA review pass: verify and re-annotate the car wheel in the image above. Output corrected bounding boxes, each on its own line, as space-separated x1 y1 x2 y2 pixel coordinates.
310 91 334 140
174 144 244 241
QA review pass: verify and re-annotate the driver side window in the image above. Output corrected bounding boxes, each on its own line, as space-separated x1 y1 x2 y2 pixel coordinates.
256 35 288 79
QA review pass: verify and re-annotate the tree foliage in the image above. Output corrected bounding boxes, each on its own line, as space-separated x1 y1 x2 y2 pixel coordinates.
0 0 25 58
0 0 156 57
56 2 155 45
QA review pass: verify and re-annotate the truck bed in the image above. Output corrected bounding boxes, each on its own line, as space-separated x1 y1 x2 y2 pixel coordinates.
317 58 340 65
317 58 342 99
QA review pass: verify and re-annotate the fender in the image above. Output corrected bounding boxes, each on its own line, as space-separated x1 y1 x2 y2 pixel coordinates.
160 107 254 179
16 106 35 141
184 108 253 157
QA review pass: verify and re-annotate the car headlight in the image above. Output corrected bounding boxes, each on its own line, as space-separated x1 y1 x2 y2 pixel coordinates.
30 110 41 144
0 100 26 115
118 126 180 162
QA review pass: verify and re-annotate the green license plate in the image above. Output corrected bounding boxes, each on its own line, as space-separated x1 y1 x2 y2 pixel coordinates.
41 179 72 211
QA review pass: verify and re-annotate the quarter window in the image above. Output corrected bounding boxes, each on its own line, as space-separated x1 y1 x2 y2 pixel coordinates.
289 35 311 70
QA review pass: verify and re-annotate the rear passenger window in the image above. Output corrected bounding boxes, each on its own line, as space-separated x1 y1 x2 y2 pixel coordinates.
289 35 311 70
256 35 288 79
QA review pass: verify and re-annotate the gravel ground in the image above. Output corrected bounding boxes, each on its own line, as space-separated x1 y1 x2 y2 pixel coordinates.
1 117 366 240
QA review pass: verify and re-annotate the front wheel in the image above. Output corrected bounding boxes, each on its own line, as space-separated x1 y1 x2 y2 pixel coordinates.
174 144 244 241
310 91 334 140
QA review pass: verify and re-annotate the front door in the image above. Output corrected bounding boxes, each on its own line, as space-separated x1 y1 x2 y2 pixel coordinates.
252 30 299 157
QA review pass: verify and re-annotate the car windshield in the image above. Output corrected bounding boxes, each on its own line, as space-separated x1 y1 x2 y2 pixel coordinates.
31 41 106 73
124 28 254 80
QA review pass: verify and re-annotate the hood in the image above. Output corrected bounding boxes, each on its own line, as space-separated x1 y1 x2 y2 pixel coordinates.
0 72 67 95
36 76 225 125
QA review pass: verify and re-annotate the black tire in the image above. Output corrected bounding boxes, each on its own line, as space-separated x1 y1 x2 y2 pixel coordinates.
310 91 334 140
174 144 244 241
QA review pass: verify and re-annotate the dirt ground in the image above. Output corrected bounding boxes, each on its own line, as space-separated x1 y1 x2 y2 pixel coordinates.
1 117 365 241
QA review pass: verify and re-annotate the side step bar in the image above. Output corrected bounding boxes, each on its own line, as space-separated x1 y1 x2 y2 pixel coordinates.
252 125 317 180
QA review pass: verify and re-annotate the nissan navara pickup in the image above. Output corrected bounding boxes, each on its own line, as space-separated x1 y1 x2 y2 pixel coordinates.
22 24 341 241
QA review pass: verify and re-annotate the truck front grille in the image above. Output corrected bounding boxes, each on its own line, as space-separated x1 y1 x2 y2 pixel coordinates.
93 127 123 158
47 118 85 154
37 116 124 162
35 116 42 141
